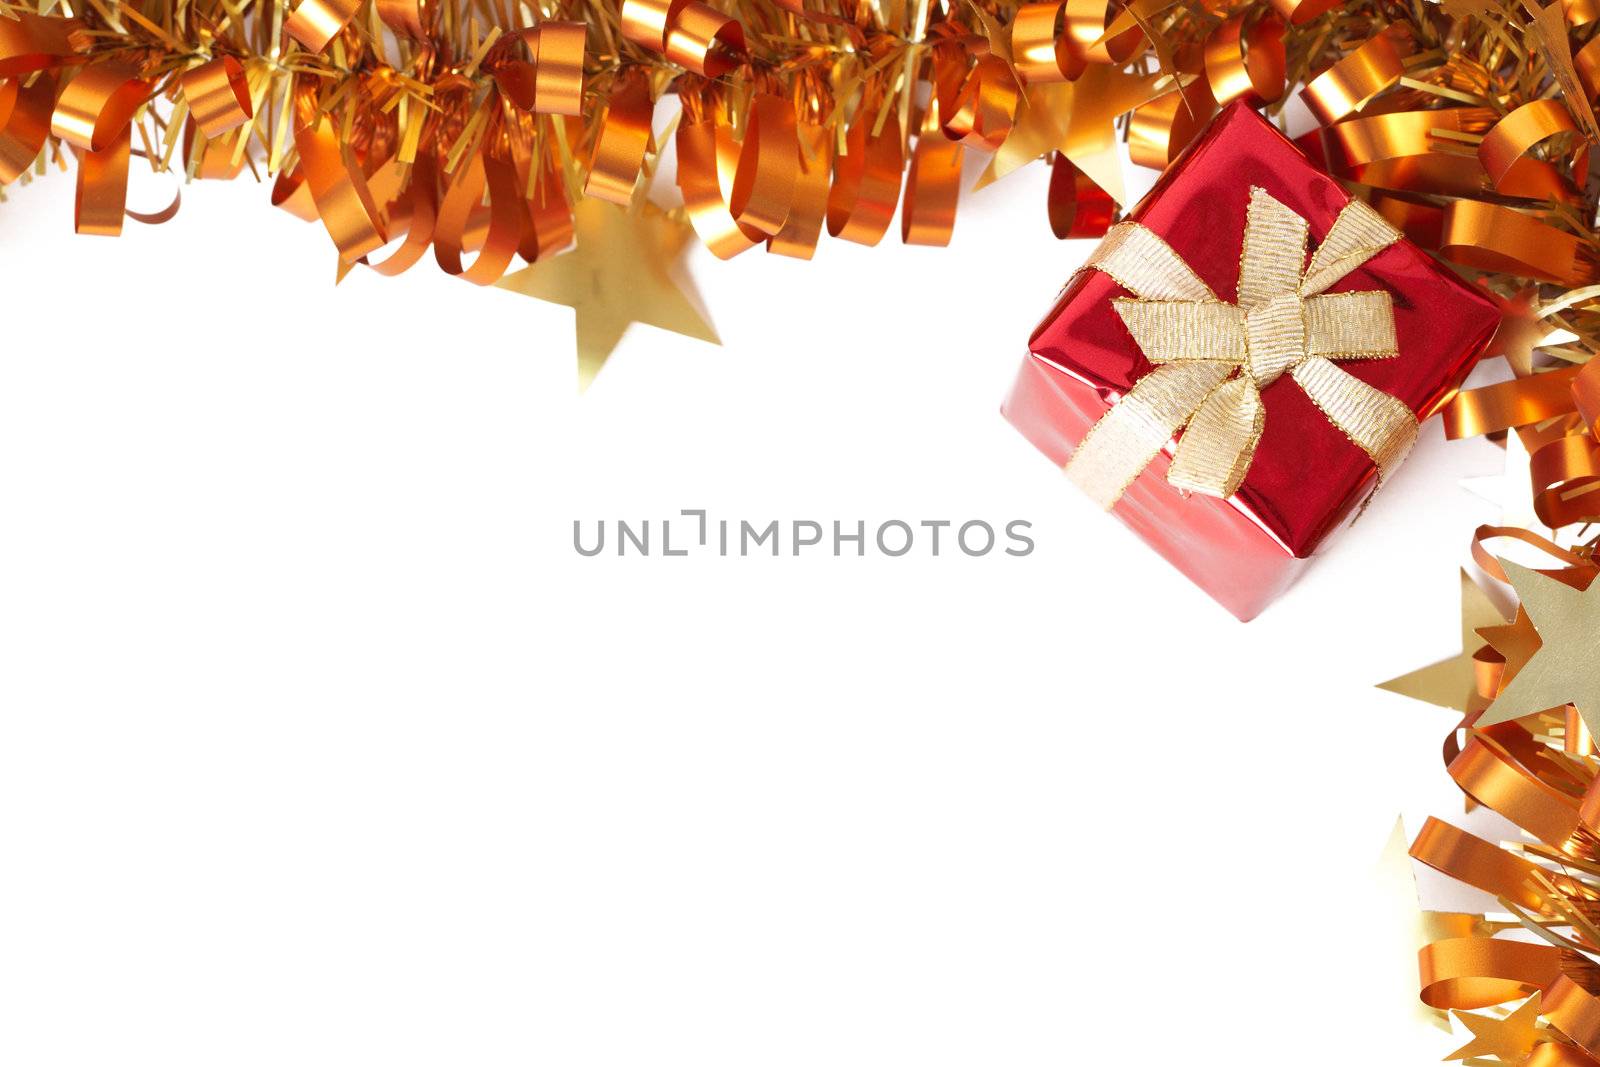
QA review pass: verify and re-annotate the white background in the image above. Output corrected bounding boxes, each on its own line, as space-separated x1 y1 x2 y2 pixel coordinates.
0 139 1515 1065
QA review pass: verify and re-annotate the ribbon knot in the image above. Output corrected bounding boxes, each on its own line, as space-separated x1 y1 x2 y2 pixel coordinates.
1066 186 1421 506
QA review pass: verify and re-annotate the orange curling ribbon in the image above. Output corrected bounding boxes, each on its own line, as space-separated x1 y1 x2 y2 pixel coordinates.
1448 729 1584 848
1013 0 1142 83
1440 201 1600 287
1409 816 1558 910
51 62 152 237
676 115 758 260
1299 28 1408 125
433 142 522 285
284 0 362 53
1417 937 1563 1010
769 119 832 258
1576 359 1600 435
1478 98 1580 190
1531 432 1600 528
620 0 745 78
1204 12 1284 107
1445 366 1586 439
729 92 798 239
181 56 251 138
1469 523 1592 582
937 53 1019 150
362 154 437 278
584 68 654 206
1578 35 1600 99
901 101 962 248
290 82 387 263
1267 0 1342 24
376 0 433 38
1046 152 1115 238
1318 108 1495 170
0 12 81 77
827 101 902 247
181 119 247 180
0 71 55 183
489 23 587 116
1129 83 1212 170
519 141 575 262
1012 1 1075 84
1548 975 1600 1058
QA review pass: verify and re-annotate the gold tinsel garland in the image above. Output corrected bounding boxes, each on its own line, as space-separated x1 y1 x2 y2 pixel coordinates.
3 0 1600 387
0 0 1598 283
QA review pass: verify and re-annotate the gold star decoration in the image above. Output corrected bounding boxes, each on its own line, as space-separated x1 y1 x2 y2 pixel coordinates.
1378 571 1507 713
1477 560 1600 732
1445 995 1545 1062
498 198 719 389
975 66 1167 204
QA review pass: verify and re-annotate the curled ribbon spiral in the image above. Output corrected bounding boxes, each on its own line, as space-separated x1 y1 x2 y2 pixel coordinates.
1065 186 1420 506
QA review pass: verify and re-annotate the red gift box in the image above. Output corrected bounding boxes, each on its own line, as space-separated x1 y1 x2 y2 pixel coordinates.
1003 101 1500 621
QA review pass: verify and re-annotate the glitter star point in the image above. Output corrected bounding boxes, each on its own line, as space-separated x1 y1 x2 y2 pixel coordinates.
498 198 719 390
1477 560 1600 732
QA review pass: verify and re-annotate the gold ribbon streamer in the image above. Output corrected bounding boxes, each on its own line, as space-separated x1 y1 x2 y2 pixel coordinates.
181 56 251 138
488 23 587 116
826 100 902 247
1299 27 1407 125
901 101 962 247
0 11 81 77
285 0 362 53
768 119 832 258
290 80 387 263
0 71 55 183
584 68 654 206
51 61 151 237
1064 186 1417 507
1204 12 1284 107
676 115 759 260
620 0 745 78
1479 98 1580 189
1046 151 1115 238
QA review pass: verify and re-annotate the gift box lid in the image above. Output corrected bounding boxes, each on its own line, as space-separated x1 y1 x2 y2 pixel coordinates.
1028 101 1501 558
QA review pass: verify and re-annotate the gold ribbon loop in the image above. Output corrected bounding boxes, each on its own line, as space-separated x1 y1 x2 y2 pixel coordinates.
182 55 252 138
1479 99 1580 190
490 23 587 116
1418 937 1563 1010
291 82 387 263
1065 186 1414 506
1299 27 1407 124
1045 152 1115 239
584 68 654 206
622 0 745 77
52 63 152 237
730 92 798 238
376 0 433 38
0 71 55 183
0 12 81 78
769 119 833 258
285 0 362 53
826 101 901 247
1204 12 1285 107
676 115 759 260
1439 200 1600 287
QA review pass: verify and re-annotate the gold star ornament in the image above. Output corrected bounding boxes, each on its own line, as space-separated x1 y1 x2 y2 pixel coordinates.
1445 995 1545 1062
1379 570 1507 713
498 198 720 389
1477 560 1600 732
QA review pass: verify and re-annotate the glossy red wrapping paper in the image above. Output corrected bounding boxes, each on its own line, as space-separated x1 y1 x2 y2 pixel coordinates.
1003 102 1501 620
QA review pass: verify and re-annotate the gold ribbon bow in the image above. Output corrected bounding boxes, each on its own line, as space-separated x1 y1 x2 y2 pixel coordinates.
1066 186 1420 506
